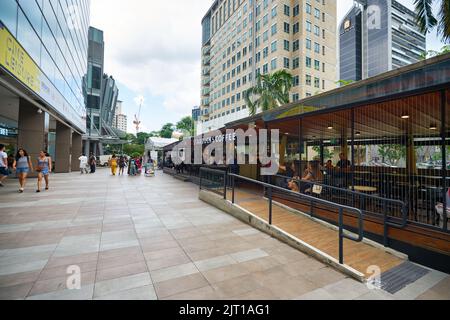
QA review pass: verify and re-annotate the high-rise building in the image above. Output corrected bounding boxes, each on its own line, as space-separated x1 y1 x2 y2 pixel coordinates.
339 0 426 82
83 26 120 156
114 100 127 133
0 0 90 173
199 0 337 134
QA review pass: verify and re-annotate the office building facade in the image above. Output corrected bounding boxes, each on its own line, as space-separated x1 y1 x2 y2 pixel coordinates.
114 100 127 133
339 0 426 82
0 0 90 172
199 0 337 134
83 26 120 156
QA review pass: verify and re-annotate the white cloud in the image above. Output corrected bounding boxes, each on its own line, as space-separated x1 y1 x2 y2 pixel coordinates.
90 0 210 118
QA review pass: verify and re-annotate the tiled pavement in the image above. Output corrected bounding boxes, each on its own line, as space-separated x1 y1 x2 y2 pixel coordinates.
0 169 448 300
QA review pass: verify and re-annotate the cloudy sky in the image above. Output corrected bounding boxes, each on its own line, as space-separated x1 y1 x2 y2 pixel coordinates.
90 0 445 133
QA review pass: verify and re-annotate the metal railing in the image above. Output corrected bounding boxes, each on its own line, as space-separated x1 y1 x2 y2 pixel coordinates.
228 173 364 265
199 167 365 265
271 174 409 247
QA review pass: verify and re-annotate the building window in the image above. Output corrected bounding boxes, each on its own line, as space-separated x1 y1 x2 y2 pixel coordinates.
292 93 299 101
306 38 311 50
263 63 268 74
293 5 299 17
284 5 290 16
293 22 299 34
306 3 311 14
306 21 312 32
263 47 269 58
283 57 290 69
271 6 277 18
314 25 320 36
314 8 320 19
293 57 299 69
271 41 277 53
314 77 320 88
306 56 312 68
293 40 299 51
292 75 299 86
284 22 290 33
306 75 311 86
284 40 290 51
271 23 277 36
314 42 320 53
271 58 277 70
314 60 320 70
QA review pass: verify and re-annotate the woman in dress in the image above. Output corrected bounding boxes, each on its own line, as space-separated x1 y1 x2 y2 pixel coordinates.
13 148 33 193
109 155 118 176
36 150 52 192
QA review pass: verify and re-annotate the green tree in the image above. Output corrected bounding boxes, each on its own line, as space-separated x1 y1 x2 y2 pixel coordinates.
124 133 137 144
245 70 293 116
176 116 194 137
420 45 450 59
123 144 144 156
336 79 355 87
378 144 407 166
136 132 151 145
414 0 450 43
312 146 334 161
160 123 174 138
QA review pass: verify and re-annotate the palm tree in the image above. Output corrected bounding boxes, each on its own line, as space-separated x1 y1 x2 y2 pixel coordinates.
414 0 450 43
245 70 293 116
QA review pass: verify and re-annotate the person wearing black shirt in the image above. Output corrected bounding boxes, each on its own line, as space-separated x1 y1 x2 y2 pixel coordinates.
336 153 351 169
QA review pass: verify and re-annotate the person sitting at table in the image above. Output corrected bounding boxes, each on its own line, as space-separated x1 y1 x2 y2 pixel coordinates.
279 162 298 188
322 160 334 171
288 177 300 192
300 161 323 193
336 153 351 170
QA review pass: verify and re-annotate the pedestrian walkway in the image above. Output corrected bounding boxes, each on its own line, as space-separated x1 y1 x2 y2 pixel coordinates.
224 188 405 278
0 170 448 300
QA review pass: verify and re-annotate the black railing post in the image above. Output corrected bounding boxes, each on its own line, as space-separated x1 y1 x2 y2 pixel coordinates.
383 200 388 247
339 207 344 264
268 186 273 225
223 171 227 200
199 169 203 191
232 175 235 204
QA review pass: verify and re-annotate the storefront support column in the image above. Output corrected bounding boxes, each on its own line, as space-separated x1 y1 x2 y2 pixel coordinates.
441 90 447 231
72 133 82 172
55 122 72 173
17 99 48 177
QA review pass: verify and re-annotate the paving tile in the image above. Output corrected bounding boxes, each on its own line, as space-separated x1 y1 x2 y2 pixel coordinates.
146 254 191 271
154 273 209 298
201 263 251 284
94 272 152 298
150 262 199 283
27 284 94 300
94 285 157 300
95 261 148 282
230 249 269 263
194 255 237 272
29 271 96 296
0 282 34 300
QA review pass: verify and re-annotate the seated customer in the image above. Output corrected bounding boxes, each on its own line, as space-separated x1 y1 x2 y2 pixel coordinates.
324 160 334 170
279 162 298 188
300 161 323 193
336 153 351 170
288 177 300 192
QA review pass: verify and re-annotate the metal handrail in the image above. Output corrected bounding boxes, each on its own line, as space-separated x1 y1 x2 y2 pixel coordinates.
273 173 409 247
199 167 228 200
226 173 364 265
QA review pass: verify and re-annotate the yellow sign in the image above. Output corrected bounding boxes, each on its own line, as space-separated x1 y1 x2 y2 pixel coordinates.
0 25 41 93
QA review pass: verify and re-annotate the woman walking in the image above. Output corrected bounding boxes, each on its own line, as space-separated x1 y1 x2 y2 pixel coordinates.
118 156 126 176
109 155 118 176
13 148 33 193
36 150 52 192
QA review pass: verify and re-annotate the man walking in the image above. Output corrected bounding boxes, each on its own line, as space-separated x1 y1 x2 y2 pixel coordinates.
0 144 9 187
78 154 89 174
89 153 96 173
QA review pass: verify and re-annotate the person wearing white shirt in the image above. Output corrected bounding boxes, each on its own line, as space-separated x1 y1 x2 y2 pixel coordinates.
78 154 88 174
0 144 8 187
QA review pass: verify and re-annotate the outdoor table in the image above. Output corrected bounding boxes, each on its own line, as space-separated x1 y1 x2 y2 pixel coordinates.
349 186 378 211
349 186 377 193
